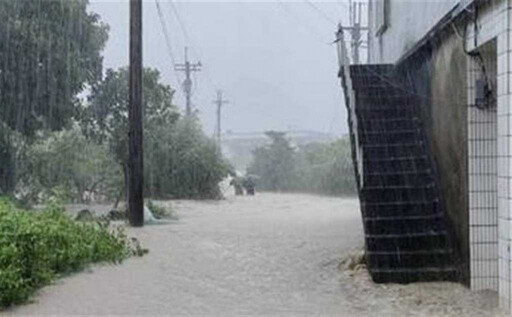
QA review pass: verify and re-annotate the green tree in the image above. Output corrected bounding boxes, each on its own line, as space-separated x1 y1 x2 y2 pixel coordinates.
247 131 296 191
0 0 108 136
149 117 230 199
0 0 109 194
247 134 356 195
294 138 356 195
84 67 179 201
85 67 229 200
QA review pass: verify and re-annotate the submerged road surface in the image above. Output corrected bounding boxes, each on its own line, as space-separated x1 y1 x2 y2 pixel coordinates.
8 193 505 316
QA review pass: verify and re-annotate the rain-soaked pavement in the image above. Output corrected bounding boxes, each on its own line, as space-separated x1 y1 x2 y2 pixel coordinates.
7 193 506 316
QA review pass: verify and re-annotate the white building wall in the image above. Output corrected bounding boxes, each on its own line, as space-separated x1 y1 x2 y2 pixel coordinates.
463 0 512 309
368 0 512 310
368 0 460 64
467 50 498 292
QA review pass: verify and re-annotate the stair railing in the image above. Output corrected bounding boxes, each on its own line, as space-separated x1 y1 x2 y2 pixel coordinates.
336 25 364 190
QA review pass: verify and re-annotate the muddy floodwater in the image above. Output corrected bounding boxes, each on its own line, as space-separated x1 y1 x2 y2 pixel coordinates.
7 193 506 316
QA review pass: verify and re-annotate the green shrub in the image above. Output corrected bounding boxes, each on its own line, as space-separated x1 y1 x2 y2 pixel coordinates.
0 197 140 308
22 127 122 204
146 200 165 219
146 200 178 220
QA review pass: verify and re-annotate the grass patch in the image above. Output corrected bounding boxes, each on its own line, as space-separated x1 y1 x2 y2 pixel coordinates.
0 197 145 308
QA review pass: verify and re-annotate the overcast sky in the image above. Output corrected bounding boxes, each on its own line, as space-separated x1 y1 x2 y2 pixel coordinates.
89 0 351 137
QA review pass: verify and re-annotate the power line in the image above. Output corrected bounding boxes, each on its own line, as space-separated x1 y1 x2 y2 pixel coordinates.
339 0 350 9
275 0 332 45
156 0 217 115
154 0 184 99
167 0 219 90
303 0 338 26
168 0 194 50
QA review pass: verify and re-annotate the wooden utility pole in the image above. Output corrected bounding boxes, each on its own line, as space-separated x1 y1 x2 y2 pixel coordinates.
128 0 144 227
175 47 201 116
213 90 229 147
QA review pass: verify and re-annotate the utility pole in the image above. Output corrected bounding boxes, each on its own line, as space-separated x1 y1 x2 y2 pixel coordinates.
213 90 229 148
175 47 201 116
128 0 144 227
342 1 368 64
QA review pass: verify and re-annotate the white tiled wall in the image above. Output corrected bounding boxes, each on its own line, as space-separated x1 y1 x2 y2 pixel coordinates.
467 56 498 292
465 0 512 309
496 1 512 308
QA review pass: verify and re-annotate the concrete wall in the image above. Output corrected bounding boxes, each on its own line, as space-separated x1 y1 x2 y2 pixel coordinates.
430 33 470 284
396 30 470 284
369 0 460 64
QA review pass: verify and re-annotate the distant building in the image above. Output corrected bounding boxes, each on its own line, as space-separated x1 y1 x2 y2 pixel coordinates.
339 0 512 309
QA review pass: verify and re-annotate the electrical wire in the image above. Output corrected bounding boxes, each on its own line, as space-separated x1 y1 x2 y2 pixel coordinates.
275 0 332 45
168 0 194 51
339 0 350 9
154 0 184 98
168 0 219 91
164 1 338 135
303 0 338 26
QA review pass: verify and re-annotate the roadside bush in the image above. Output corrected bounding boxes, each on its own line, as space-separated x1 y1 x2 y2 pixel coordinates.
146 200 179 220
22 127 122 204
0 197 139 308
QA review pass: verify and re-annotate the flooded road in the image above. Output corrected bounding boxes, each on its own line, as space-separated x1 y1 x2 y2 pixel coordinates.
8 193 505 316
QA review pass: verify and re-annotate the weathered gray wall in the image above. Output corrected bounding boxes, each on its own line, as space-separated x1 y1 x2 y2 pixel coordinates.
398 31 469 283
429 33 469 284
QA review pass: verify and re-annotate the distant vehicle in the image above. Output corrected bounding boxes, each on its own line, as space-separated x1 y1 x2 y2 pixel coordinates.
242 174 259 196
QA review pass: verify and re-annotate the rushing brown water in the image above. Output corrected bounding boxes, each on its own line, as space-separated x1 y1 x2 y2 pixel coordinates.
7 193 505 316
